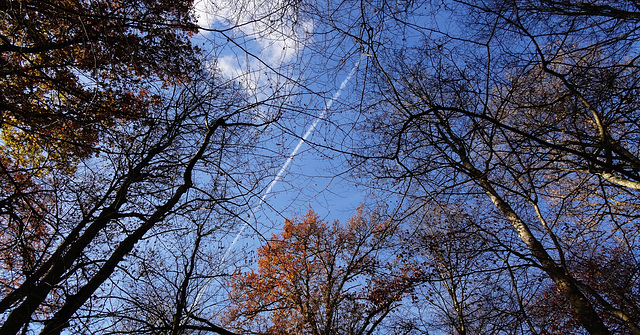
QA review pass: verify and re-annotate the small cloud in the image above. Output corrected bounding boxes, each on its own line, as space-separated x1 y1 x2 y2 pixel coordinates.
194 0 313 67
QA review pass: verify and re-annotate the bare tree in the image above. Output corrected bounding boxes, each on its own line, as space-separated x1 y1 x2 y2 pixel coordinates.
402 202 539 335
318 0 640 334
0 65 281 334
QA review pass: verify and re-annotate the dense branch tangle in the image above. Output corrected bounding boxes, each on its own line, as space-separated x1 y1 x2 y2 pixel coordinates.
0 0 304 333
343 0 640 333
0 74 262 333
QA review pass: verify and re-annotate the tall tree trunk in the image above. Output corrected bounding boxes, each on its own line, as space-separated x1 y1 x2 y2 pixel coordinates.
462 158 611 335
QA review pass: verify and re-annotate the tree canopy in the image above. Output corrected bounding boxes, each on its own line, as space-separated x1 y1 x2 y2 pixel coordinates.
1 0 640 334
1 0 200 166
225 208 422 335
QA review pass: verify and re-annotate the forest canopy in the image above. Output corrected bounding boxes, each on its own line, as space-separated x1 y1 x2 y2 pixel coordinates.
1 0 639 334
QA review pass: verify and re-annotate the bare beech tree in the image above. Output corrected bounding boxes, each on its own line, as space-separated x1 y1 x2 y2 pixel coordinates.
315 0 640 334
98 210 241 335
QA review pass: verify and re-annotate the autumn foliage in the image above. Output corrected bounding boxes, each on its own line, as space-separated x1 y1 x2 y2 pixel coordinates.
225 207 423 335
0 0 200 166
0 155 51 294
0 0 203 327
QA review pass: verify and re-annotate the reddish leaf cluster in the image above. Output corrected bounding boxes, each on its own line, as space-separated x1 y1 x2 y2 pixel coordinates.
0 155 53 314
226 207 423 335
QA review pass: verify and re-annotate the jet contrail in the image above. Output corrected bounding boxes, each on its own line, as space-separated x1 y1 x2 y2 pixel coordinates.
191 56 361 308
221 56 362 263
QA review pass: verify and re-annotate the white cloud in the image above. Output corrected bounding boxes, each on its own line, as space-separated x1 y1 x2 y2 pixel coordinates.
193 0 313 68
193 0 314 116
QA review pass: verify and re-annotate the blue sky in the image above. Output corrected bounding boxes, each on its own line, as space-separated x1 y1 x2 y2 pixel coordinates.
189 0 377 270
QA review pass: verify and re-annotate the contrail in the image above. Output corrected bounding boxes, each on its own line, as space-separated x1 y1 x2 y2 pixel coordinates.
191 56 361 307
221 56 362 263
